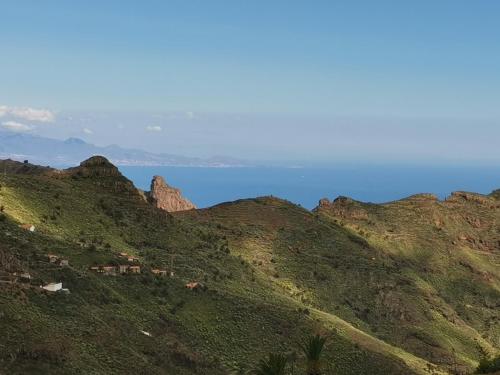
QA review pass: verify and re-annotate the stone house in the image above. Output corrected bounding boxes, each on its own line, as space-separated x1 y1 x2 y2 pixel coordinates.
118 264 129 274
128 265 141 274
152 269 167 276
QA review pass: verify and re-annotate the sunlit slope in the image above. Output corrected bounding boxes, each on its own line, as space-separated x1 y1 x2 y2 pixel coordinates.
0 157 420 374
313 193 500 369
179 194 500 373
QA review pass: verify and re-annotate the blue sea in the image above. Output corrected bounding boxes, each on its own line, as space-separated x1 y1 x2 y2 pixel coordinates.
120 166 500 210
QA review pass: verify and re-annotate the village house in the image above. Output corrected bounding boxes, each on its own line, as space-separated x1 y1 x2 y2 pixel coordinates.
185 282 200 290
41 282 62 292
118 264 129 274
128 265 141 274
47 254 59 263
101 266 117 275
151 269 167 276
13 272 31 280
20 224 35 232
58 259 69 267
118 252 139 262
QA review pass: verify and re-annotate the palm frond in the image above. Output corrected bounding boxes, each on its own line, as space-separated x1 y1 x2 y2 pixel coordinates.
254 353 288 375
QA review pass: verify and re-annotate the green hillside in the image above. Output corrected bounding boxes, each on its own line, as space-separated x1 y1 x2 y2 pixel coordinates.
0 157 498 374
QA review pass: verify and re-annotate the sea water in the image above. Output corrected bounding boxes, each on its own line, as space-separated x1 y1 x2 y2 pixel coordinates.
120 165 500 210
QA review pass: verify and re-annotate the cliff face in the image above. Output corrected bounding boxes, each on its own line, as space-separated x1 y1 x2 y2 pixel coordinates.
149 175 196 212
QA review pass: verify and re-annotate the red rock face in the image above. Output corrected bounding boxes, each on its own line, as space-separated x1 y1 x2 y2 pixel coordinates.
149 175 196 212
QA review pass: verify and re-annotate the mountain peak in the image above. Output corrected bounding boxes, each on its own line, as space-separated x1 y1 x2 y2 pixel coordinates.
79 155 115 168
69 155 122 177
64 137 87 145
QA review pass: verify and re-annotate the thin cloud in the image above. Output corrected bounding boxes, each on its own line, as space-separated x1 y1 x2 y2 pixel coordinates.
1 121 34 132
146 125 162 132
83 128 94 134
0 105 55 122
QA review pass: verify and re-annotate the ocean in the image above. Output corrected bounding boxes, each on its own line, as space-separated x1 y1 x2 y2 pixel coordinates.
120 165 500 210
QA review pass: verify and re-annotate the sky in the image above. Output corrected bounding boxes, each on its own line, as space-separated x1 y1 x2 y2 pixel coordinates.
1 1 500 164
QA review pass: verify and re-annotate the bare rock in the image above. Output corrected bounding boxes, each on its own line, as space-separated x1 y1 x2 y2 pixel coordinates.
316 196 368 220
149 176 196 212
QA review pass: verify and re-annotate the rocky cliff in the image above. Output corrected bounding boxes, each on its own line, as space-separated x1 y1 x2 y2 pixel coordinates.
149 175 196 212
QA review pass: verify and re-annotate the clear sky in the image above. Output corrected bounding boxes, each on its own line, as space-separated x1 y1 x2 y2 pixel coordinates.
1 1 500 164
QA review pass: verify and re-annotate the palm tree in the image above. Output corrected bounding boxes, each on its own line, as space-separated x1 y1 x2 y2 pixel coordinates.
254 353 288 375
301 334 327 375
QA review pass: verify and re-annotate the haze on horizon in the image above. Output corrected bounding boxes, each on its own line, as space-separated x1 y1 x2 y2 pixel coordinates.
1 1 500 165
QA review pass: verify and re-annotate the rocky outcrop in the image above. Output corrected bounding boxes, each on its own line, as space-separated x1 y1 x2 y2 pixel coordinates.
67 156 123 178
403 193 439 202
445 191 491 205
316 196 369 220
149 176 196 212
64 156 136 192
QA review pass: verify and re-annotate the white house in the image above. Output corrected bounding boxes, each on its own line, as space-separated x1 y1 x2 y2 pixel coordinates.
41 282 63 292
20 224 35 232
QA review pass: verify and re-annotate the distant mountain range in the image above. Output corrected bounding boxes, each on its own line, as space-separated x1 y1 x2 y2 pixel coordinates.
0 131 253 167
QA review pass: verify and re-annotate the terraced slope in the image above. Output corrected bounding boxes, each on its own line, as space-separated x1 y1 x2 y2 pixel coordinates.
313 193 500 372
1 157 425 374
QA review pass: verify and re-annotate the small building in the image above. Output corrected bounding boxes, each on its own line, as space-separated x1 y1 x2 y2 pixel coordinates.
118 264 130 274
118 252 139 262
41 282 63 292
89 266 100 272
14 272 32 280
101 265 117 275
185 282 200 290
152 269 167 276
128 265 141 274
20 224 35 232
47 254 59 263
58 259 69 267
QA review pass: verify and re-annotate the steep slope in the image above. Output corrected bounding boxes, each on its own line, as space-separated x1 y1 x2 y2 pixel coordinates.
312 193 500 371
0 157 422 375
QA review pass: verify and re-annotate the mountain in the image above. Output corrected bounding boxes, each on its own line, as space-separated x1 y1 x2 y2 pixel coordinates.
0 157 498 374
0 131 252 167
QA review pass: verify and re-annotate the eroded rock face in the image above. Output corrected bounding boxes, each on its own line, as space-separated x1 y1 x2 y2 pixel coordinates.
316 196 368 220
149 176 196 212
445 191 491 205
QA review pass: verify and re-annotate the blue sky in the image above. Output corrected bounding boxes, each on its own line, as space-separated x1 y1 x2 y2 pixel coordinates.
1 1 500 164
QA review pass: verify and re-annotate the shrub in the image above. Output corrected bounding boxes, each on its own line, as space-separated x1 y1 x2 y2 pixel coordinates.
477 355 500 374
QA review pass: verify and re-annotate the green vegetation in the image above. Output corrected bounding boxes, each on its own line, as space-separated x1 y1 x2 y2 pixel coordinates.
254 353 289 375
476 355 500 374
302 334 327 375
0 157 498 374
